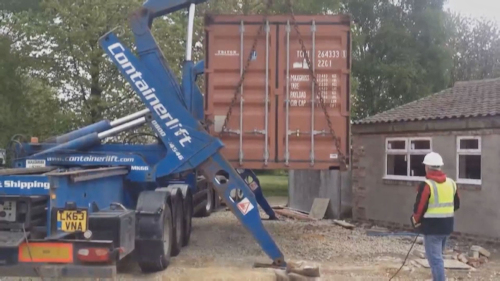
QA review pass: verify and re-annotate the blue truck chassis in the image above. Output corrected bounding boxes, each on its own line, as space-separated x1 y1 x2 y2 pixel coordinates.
0 0 283 278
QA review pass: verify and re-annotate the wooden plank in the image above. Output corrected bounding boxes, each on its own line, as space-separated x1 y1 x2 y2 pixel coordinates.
275 209 317 221
333 220 355 230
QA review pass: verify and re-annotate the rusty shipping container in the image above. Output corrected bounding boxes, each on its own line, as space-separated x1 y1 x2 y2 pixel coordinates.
204 14 351 170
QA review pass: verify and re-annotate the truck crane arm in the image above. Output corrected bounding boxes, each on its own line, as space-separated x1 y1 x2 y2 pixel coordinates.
100 0 286 266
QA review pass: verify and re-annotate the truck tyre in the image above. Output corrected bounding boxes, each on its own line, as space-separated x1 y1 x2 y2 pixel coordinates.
136 199 173 273
182 193 193 247
170 194 184 257
197 186 214 217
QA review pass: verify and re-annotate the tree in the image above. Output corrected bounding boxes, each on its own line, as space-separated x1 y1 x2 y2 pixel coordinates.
0 0 40 13
0 36 70 148
11 0 149 129
343 0 452 119
445 13 500 85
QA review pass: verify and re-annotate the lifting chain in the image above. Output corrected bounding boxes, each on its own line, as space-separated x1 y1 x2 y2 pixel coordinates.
285 0 348 171
217 0 348 171
217 0 274 139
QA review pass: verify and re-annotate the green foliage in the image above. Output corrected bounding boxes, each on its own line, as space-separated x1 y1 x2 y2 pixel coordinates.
258 174 289 197
11 0 145 128
345 0 453 120
0 0 40 13
0 36 70 147
1 0 499 148
445 13 500 85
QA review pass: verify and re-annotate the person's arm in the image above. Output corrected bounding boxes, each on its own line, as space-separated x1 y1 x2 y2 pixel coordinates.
413 182 430 224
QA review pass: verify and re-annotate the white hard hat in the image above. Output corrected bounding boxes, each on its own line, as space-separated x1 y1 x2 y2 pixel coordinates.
422 152 444 166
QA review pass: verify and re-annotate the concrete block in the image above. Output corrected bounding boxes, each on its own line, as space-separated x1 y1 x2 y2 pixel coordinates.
472 251 480 259
458 253 468 264
288 170 352 219
287 261 320 278
413 249 426 259
275 270 290 281
471 245 491 257
467 258 481 268
309 198 330 219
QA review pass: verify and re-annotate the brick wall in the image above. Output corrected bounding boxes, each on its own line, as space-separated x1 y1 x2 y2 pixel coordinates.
351 125 500 240
351 133 366 221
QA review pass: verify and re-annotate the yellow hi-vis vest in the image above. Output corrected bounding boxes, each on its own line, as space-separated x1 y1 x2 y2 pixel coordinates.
423 178 457 218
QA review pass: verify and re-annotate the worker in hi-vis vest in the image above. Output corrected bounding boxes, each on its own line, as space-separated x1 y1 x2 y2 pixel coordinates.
411 152 460 281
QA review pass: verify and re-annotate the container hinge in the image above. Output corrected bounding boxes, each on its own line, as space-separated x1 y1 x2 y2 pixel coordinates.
246 129 266 135
222 129 241 135
312 130 327 136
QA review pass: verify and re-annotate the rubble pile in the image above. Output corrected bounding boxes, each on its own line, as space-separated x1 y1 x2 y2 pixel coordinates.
407 244 491 271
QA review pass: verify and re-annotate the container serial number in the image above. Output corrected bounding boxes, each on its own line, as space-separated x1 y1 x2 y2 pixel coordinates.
318 60 332 68
317 50 347 59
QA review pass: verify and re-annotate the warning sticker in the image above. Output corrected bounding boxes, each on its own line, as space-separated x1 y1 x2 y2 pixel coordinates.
249 181 258 191
237 198 254 216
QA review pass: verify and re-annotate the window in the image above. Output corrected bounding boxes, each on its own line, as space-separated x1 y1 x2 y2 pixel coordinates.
385 137 432 180
456 136 481 184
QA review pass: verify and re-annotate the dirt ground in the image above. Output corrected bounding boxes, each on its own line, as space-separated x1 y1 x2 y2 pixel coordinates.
4 197 500 281
114 197 500 281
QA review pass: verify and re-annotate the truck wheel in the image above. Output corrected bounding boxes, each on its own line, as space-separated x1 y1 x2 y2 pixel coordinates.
137 201 173 273
170 194 184 257
197 186 214 217
182 194 193 247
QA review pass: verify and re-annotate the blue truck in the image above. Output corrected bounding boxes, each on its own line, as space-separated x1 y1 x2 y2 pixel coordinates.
0 0 283 278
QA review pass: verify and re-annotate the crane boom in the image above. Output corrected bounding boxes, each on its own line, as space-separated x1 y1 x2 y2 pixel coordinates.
99 0 286 266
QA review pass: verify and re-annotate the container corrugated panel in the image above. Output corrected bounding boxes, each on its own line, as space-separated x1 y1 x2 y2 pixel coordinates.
204 14 351 170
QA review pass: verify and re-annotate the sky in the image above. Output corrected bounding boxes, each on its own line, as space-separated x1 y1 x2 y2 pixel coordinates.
444 0 500 26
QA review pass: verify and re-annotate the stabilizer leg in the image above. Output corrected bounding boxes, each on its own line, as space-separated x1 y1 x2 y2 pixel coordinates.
199 152 286 266
237 169 277 220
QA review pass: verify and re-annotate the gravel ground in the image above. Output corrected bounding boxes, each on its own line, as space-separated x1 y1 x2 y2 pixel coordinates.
4 197 499 280
116 197 500 280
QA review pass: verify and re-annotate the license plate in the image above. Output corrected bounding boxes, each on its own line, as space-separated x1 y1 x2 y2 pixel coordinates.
56 209 88 232
18 242 73 263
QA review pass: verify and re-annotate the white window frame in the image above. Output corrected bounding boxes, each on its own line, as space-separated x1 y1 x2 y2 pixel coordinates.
384 137 432 181
456 136 482 185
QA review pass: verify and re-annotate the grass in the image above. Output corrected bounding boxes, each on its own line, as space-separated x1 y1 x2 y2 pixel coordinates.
257 174 289 197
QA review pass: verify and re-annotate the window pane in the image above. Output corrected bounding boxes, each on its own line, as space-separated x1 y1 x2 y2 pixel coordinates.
410 154 426 176
460 138 479 150
411 140 430 150
387 154 407 176
459 155 481 180
387 140 405 150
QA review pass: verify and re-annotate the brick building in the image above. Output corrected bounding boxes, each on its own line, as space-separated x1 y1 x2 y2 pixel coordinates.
351 78 500 240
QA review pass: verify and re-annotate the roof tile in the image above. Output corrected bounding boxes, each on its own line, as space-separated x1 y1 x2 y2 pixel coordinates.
354 78 500 124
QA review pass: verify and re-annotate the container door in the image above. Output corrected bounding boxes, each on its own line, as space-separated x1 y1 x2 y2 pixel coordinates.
205 21 277 168
276 19 350 169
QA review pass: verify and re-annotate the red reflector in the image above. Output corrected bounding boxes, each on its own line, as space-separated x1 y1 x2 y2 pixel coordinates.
77 248 110 263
